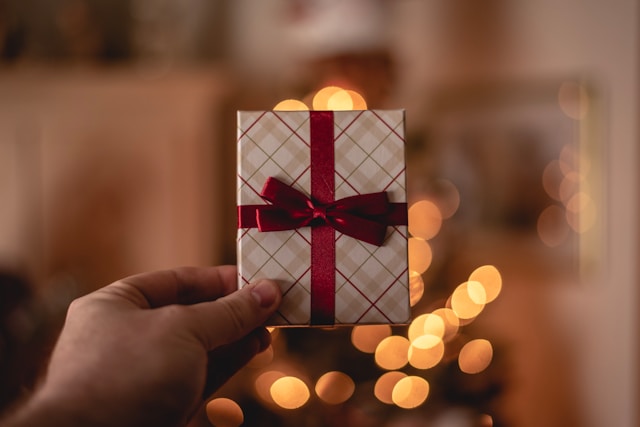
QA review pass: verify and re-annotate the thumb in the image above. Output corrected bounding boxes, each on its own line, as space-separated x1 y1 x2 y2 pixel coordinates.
184 279 281 351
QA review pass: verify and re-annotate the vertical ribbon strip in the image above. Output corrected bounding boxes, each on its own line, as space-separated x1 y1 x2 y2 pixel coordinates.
309 111 336 325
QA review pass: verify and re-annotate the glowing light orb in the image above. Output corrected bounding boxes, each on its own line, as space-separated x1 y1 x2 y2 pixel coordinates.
408 313 445 342
205 398 244 427
468 265 502 304
312 86 343 110
408 200 442 240
255 370 285 404
327 89 354 110
273 99 309 111
375 335 410 370
392 376 430 409
346 90 367 109
432 308 460 342
408 238 432 274
409 271 425 307
351 324 392 353
458 339 493 374
450 281 486 319
408 334 445 369
374 371 407 404
537 205 570 247
270 376 310 409
315 371 355 404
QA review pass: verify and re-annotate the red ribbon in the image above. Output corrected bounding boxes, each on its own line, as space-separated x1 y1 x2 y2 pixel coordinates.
239 176 406 246
237 111 407 325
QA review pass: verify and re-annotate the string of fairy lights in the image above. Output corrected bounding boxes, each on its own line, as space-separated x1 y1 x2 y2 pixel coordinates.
205 86 503 427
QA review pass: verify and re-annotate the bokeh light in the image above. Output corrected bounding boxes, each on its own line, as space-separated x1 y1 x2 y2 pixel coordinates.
408 200 442 240
537 204 570 247
408 313 445 342
458 339 493 374
205 398 244 427
450 281 486 320
255 370 285 404
566 195 597 233
542 160 563 201
409 271 425 307
273 99 309 111
432 179 461 219
392 376 430 409
431 308 460 342
327 89 354 110
408 334 445 369
468 265 502 303
315 371 355 404
270 376 310 409
345 90 367 110
408 238 432 274
312 86 343 110
374 371 407 404
351 324 392 353
375 335 410 370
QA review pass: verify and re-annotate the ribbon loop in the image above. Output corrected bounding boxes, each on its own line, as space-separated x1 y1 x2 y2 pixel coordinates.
253 176 399 246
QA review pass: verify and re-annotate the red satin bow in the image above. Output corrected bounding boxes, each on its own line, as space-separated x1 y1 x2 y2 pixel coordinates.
248 177 403 246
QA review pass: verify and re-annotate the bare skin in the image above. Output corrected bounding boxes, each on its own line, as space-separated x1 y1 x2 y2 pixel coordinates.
2 266 281 427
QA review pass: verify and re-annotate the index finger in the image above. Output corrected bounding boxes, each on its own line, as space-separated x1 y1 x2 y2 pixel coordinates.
115 265 238 308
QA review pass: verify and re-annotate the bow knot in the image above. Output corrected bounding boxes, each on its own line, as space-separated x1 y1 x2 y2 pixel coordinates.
254 177 399 246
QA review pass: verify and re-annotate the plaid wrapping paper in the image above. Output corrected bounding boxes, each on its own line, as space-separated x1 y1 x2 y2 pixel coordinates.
237 110 410 326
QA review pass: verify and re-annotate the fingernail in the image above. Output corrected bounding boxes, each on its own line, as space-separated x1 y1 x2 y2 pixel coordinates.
250 280 279 308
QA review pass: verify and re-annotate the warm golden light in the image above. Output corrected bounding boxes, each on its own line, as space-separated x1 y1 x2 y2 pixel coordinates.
432 308 460 342
315 371 355 404
408 334 445 369
558 173 580 204
409 271 425 307
273 99 309 111
458 339 493 374
247 345 274 369
327 89 354 110
468 265 502 303
537 204 570 247
346 90 367 110
432 179 461 219
374 371 407 404
566 195 597 233
408 313 445 342
408 238 432 274
255 370 285 404
559 144 580 175
375 335 410 370
351 324 392 353
312 86 343 110
205 398 244 427
270 376 310 409
408 200 442 240
542 160 563 201
392 376 430 409
450 281 486 319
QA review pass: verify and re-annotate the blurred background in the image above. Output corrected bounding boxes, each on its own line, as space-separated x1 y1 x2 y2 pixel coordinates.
0 1 637 426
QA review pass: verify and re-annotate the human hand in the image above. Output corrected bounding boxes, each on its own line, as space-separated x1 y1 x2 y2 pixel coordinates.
4 266 281 427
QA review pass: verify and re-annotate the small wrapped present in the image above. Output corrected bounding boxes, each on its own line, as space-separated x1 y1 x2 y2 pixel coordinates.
237 110 410 326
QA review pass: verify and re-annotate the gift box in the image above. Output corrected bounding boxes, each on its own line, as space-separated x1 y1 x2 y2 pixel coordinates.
237 110 410 326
